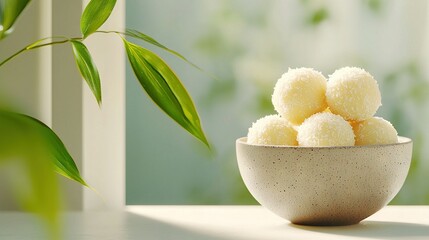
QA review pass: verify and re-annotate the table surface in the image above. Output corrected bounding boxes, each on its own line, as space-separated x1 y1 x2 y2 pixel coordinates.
0 206 428 240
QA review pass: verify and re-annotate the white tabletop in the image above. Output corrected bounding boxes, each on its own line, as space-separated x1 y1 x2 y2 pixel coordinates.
0 205 428 240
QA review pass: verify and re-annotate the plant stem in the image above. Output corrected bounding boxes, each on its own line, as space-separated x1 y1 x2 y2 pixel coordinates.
30 40 70 49
0 38 73 67
95 30 123 35
0 48 27 68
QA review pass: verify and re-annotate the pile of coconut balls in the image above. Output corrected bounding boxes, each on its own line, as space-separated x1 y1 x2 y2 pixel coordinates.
247 67 398 147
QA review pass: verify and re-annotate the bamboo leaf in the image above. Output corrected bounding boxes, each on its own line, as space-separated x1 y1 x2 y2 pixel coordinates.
0 0 31 39
30 116 88 187
125 29 204 72
123 39 209 147
80 0 117 38
71 40 102 104
125 29 187 62
0 110 88 187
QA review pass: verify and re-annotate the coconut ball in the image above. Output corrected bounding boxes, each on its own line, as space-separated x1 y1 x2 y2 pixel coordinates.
326 67 381 121
297 112 355 147
272 68 327 125
352 117 398 145
247 115 298 146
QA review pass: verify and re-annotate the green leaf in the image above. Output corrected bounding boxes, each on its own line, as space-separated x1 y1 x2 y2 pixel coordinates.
30 116 88 187
125 29 190 65
71 40 102 104
95 30 216 79
80 0 117 38
0 0 31 39
125 29 208 74
0 110 88 187
308 8 329 26
123 39 209 147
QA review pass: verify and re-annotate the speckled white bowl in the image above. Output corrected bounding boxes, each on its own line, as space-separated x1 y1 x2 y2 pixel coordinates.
236 136 412 226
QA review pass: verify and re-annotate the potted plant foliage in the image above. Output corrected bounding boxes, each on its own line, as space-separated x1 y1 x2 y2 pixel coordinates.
0 0 209 239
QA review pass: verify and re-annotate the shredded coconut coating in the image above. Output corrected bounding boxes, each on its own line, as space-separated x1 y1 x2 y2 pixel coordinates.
247 115 298 146
272 68 327 125
352 117 398 145
326 67 381 121
297 112 355 147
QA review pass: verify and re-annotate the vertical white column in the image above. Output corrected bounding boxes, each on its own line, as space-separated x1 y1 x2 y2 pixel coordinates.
38 0 52 126
82 0 126 210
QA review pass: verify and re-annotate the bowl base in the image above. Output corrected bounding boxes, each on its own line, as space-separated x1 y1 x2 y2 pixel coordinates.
291 219 361 226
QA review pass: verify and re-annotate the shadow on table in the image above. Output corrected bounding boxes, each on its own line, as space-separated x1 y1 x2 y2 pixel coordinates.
289 221 429 239
124 212 236 240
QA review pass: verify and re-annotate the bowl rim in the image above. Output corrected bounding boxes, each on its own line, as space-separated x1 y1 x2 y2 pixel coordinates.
237 136 412 149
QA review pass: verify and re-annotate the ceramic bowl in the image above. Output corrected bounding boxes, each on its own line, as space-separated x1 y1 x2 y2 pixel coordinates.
236 136 412 226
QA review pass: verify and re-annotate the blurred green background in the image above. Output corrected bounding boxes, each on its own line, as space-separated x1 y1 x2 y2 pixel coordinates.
126 0 429 204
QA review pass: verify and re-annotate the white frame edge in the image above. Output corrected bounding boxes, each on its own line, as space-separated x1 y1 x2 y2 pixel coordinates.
81 0 126 210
